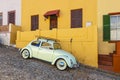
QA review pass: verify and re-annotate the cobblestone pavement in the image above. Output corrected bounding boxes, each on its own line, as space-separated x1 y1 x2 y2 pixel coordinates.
0 45 120 80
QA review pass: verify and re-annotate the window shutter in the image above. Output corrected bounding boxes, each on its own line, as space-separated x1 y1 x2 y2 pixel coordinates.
31 15 39 31
50 15 57 30
71 9 82 28
8 11 15 24
103 15 110 41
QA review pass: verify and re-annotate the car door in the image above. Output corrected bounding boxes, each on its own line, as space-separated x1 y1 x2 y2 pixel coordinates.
30 40 40 58
37 42 53 62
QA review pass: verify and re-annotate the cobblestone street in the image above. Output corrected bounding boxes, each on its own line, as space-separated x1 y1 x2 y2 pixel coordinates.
0 45 120 80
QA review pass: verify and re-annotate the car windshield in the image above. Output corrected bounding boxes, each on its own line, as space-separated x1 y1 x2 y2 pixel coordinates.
53 43 61 49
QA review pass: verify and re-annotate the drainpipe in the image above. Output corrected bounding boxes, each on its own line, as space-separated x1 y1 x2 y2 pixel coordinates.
70 38 73 53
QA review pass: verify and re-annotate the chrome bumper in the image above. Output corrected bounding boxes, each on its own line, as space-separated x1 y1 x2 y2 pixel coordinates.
73 64 79 68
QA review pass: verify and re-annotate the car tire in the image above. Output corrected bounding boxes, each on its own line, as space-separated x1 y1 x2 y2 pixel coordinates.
21 49 30 59
56 59 67 71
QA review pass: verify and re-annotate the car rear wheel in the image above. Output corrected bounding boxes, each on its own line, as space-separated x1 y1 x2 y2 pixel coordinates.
22 49 30 59
56 59 67 70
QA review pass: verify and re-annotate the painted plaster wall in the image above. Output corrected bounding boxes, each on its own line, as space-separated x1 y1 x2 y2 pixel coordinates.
98 0 120 54
0 32 10 45
16 27 98 67
18 0 98 67
21 0 97 31
0 24 21 46
10 24 21 44
0 0 21 25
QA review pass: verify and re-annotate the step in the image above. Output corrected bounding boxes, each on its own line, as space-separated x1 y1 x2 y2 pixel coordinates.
98 55 113 62
99 65 113 72
98 60 113 66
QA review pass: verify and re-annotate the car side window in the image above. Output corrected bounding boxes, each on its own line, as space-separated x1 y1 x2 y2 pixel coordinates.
31 41 40 47
41 42 52 49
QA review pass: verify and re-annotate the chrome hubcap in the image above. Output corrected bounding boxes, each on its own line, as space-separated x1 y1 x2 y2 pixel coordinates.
59 62 65 67
56 59 67 70
22 50 29 58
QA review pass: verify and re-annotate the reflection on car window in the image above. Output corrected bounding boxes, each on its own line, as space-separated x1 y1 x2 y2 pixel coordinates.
31 41 40 47
41 42 51 46
41 42 52 49
54 43 61 49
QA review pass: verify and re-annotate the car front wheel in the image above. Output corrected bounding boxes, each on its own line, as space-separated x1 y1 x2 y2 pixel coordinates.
21 49 30 59
56 59 67 70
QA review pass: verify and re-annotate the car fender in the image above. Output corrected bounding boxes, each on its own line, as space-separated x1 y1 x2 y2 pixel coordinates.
51 56 72 68
20 46 33 58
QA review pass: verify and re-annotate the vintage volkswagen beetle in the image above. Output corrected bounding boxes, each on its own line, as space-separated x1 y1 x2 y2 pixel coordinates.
20 37 77 70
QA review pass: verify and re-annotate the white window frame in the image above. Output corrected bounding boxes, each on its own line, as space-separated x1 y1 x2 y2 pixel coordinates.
110 15 120 40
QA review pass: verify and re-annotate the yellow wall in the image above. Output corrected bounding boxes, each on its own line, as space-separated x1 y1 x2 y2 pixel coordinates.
17 0 98 67
9 24 21 44
21 0 97 31
16 27 98 67
16 30 39 48
98 0 120 54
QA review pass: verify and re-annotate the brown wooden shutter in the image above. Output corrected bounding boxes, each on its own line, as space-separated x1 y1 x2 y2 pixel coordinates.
31 15 39 31
71 9 82 28
8 11 15 24
50 15 57 30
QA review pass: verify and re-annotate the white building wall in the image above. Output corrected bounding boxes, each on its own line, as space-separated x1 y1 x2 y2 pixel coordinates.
0 32 10 46
0 0 21 25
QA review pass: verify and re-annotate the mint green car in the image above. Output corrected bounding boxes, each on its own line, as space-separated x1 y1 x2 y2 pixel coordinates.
20 38 77 70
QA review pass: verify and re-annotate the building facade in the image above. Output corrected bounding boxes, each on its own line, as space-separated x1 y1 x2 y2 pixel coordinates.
0 0 21 46
16 0 98 67
0 0 21 25
98 0 120 73
16 0 120 73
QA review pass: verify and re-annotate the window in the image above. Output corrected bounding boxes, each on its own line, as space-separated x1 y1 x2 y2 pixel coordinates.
8 11 15 24
0 13 2 26
103 14 120 41
110 15 120 40
41 42 52 49
53 43 61 49
31 41 40 47
31 15 39 31
71 9 82 28
44 10 59 30
41 42 51 46
50 15 57 30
